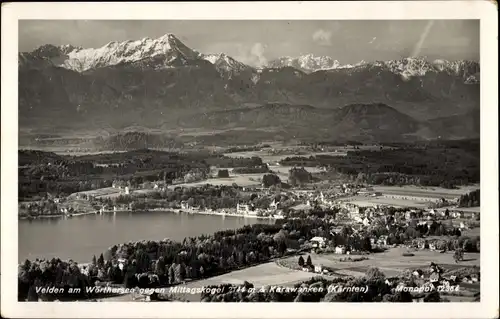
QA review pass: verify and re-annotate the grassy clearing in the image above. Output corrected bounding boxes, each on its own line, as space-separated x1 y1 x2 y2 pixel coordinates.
339 196 431 208
297 247 480 276
68 187 120 199
172 262 319 301
169 175 262 188
372 185 479 199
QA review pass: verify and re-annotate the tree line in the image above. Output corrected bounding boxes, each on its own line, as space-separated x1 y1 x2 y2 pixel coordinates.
279 140 479 188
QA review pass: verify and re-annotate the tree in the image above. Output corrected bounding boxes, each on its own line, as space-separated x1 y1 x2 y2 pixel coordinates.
361 236 372 252
135 250 151 273
27 285 39 301
168 264 176 284
364 267 385 280
306 255 313 267
262 174 281 188
175 263 186 283
91 255 97 266
298 256 305 267
217 169 229 178
155 257 166 282
288 167 312 186
97 253 105 268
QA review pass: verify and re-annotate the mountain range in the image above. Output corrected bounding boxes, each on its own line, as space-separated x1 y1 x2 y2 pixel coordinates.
18 33 480 144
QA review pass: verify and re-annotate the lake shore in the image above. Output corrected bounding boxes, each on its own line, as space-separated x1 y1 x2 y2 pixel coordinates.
19 207 283 220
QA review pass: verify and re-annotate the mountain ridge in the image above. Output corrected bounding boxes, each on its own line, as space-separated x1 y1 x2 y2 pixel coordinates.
19 33 479 83
18 33 480 143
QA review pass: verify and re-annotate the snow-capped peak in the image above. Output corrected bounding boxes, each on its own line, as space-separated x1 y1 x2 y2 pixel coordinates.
21 33 201 72
267 54 340 73
201 52 253 77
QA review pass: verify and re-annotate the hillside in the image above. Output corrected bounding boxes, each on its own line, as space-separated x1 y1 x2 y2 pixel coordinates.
179 102 428 143
18 33 480 143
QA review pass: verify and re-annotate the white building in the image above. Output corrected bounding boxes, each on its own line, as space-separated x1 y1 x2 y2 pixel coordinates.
335 246 346 254
269 199 279 210
237 203 252 214
310 236 327 248
362 217 371 227
314 264 323 273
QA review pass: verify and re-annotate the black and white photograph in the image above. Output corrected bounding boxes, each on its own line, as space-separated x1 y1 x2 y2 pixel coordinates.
1 1 498 318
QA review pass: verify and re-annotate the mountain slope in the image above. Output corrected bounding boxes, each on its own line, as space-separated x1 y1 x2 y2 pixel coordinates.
18 33 480 141
179 102 425 142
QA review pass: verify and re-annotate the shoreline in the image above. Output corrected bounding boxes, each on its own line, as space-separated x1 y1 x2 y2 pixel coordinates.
19 208 283 221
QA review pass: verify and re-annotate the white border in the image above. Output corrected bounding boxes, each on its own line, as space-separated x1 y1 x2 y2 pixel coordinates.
1 1 498 318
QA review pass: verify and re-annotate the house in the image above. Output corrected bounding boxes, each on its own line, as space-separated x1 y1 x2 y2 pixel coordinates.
429 272 440 282
362 217 371 227
237 203 251 214
417 240 427 250
413 269 424 278
314 264 323 273
269 199 279 210
405 211 412 221
310 236 327 248
471 273 479 282
335 246 346 254
377 235 388 246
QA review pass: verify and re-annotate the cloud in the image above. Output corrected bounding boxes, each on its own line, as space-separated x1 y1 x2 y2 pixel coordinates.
250 43 267 65
312 29 332 46
234 42 268 67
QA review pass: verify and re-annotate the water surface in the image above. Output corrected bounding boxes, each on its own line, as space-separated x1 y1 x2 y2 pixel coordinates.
19 211 272 263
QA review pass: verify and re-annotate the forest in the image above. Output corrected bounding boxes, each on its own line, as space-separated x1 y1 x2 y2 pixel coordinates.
280 139 479 188
18 206 478 301
458 189 480 207
18 149 265 199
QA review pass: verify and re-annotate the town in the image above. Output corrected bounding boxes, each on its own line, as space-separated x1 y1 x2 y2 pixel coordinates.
18 141 480 303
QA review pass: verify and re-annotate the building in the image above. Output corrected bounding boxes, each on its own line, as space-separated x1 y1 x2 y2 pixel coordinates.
269 199 279 210
377 235 388 247
310 236 327 248
314 264 323 273
237 203 252 214
180 201 190 210
362 217 371 227
335 246 346 254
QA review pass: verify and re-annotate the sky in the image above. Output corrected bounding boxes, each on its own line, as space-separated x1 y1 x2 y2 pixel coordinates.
18 20 479 66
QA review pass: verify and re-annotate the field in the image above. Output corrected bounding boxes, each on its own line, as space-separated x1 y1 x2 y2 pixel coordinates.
171 261 320 301
300 247 480 278
68 187 121 199
340 185 479 208
165 246 480 302
372 185 479 200
339 195 431 208
169 175 263 189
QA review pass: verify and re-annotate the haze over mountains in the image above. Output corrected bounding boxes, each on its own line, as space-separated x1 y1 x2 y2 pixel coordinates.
18 33 480 143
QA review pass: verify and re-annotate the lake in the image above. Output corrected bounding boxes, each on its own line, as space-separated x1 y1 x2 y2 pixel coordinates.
18 211 272 263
